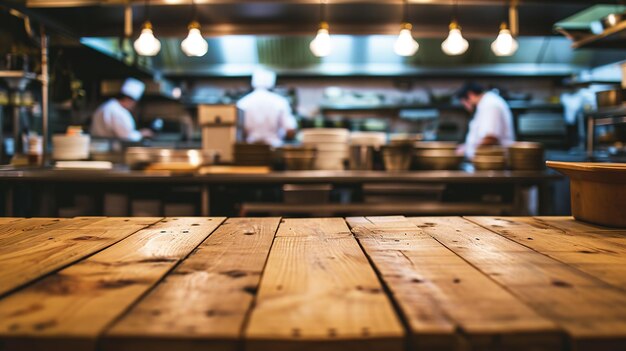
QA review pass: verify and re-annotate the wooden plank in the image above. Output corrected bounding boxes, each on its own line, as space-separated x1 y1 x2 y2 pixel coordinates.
535 216 626 233
245 218 404 351
103 217 281 351
0 217 225 351
347 216 562 351
0 218 162 296
411 217 626 351
0 218 22 225
467 217 626 290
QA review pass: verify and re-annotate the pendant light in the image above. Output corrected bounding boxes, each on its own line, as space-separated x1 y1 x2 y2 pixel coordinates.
394 0 419 57
491 22 518 56
491 2 518 57
181 0 208 57
134 0 161 56
441 0 468 56
310 0 332 57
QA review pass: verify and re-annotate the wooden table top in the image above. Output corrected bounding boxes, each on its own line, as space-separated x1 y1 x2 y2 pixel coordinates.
0 216 625 351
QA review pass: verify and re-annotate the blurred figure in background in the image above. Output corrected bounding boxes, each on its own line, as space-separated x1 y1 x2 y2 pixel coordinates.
237 69 297 147
456 82 515 158
90 78 153 142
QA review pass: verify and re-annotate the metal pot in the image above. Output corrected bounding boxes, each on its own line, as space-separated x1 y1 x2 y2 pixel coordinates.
596 89 626 108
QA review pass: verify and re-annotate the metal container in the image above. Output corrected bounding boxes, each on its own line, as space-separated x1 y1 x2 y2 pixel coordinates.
414 149 464 170
349 145 375 170
473 155 506 171
382 145 412 171
278 145 316 170
596 89 626 108
508 142 544 170
125 147 216 170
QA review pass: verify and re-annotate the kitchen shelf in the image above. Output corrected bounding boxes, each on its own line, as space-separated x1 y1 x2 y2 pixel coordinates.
571 20 626 49
320 102 562 117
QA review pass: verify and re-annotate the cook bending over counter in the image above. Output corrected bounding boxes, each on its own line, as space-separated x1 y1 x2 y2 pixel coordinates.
456 82 515 158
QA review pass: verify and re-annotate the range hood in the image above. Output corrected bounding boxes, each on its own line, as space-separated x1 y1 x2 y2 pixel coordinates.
80 34 621 78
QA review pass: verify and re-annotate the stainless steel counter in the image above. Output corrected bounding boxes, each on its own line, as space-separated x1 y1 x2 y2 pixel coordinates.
0 168 560 184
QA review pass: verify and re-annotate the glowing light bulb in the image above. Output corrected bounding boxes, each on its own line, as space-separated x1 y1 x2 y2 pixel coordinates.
134 21 161 56
491 23 518 57
394 23 419 57
181 21 208 57
441 21 469 56
607 13 620 27
310 22 332 57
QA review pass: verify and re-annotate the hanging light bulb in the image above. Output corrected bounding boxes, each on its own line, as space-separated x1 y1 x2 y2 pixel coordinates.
134 21 161 56
181 21 208 57
491 22 518 56
394 23 419 57
310 21 332 57
606 13 620 27
441 20 468 56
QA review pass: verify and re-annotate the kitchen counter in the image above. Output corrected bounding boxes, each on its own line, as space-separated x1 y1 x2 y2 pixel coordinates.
0 216 624 351
0 167 560 184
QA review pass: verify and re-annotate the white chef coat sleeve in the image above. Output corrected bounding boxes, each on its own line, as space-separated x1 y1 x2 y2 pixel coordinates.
110 106 142 142
474 103 504 141
278 99 297 131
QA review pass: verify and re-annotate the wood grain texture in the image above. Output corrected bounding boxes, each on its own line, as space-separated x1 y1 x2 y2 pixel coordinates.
0 218 22 225
103 217 281 351
347 216 561 351
412 217 626 351
0 218 162 297
245 218 404 351
0 217 225 351
467 217 626 290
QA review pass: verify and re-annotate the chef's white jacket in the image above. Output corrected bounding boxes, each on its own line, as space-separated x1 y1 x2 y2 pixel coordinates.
237 89 297 147
90 99 142 141
464 91 515 158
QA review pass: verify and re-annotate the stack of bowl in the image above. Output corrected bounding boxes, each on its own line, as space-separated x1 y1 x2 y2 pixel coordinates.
52 134 91 161
349 132 386 170
278 145 316 170
413 142 463 170
508 142 544 170
301 128 350 170
473 146 507 170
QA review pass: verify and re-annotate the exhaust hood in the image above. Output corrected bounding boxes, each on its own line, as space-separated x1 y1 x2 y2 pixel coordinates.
80 34 609 78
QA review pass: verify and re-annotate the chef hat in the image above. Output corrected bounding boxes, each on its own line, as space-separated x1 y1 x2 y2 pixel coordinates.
251 69 276 89
121 78 146 101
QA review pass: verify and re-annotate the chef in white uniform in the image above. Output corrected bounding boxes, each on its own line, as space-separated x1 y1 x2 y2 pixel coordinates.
456 82 515 158
236 69 297 147
90 78 153 141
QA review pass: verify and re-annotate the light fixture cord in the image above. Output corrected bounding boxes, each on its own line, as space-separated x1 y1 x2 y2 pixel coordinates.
402 0 409 23
453 0 458 22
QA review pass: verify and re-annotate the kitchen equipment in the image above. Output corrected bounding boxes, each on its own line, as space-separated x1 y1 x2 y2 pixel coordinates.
595 89 626 108
200 104 242 163
283 184 331 204
55 161 113 169
301 128 349 170
473 155 506 171
349 132 386 147
546 161 626 228
475 146 506 157
278 145 316 170
349 145 374 170
52 134 90 160
125 147 216 170
414 149 463 170
413 141 458 152
234 143 272 166
508 142 544 170
381 145 412 171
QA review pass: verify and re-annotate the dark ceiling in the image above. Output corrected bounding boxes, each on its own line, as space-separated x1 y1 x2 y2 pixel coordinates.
9 1 600 38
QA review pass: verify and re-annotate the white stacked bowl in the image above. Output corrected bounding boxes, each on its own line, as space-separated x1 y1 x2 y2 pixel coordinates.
52 134 91 160
301 128 350 170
